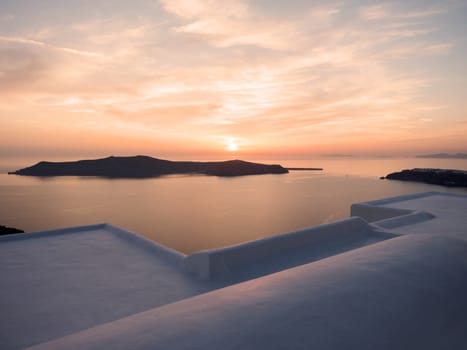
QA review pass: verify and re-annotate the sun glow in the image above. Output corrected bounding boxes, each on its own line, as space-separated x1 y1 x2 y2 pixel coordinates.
227 142 238 152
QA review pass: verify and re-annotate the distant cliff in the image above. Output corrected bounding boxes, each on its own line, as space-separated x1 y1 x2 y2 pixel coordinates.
416 153 467 159
385 168 467 187
9 156 289 178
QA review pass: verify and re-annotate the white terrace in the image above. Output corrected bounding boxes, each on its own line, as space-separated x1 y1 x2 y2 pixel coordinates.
1 191 467 349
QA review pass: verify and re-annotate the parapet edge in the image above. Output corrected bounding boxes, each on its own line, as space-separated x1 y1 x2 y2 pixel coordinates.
0 223 108 242
104 224 186 266
184 217 396 280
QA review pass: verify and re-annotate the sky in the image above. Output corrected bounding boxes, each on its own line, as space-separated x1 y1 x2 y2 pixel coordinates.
0 0 466 161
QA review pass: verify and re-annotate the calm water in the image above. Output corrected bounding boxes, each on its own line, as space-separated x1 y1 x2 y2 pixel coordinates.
1 157 466 254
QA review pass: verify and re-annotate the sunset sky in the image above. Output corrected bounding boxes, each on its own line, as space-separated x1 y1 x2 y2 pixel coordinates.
1 0 466 161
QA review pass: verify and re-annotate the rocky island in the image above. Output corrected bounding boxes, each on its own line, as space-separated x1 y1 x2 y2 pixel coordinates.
9 156 289 178
385 168 467 187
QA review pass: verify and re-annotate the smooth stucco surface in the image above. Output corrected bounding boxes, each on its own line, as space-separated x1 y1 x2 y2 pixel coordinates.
353 192 467 238
0 224 220 349
1 191 467 349
28 233 467 350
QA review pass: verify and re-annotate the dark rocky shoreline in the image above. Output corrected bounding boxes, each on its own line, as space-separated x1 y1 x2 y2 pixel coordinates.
385 168 467 187
0 225 24 236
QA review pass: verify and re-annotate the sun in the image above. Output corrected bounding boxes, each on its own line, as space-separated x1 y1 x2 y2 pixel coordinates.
227 143 238 152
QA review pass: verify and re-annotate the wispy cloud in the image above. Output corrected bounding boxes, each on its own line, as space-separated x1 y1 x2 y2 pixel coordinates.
161 0 301 49
0 36 101 57
359 3 446 21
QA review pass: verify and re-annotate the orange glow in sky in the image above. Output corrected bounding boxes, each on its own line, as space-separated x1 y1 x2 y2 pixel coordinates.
0 0 466 162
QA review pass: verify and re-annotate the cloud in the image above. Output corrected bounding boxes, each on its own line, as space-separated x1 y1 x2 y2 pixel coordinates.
0 36 101 57
307 3 341 21
106 102 221 128
359 3 446 21
0 45 50 93
0 33 111 97
160 0 301 49
160 0 249 19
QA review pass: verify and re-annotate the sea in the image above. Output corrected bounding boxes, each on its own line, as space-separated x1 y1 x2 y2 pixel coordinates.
1 157 466 254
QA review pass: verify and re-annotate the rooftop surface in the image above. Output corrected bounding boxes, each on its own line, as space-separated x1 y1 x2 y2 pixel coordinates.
0 225 223 349
1 191 467 349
